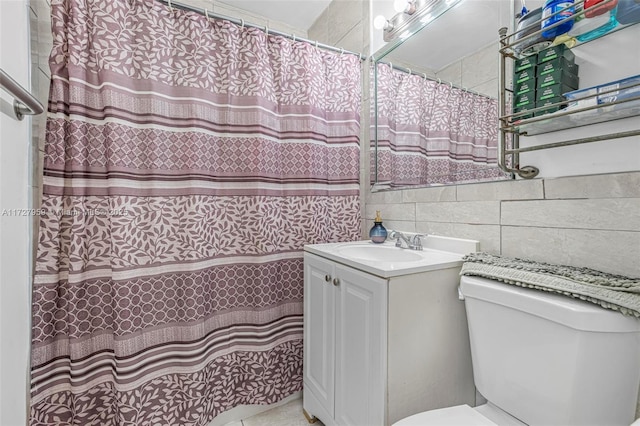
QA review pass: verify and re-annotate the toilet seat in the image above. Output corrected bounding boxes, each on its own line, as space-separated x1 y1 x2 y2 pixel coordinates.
392 405 497 426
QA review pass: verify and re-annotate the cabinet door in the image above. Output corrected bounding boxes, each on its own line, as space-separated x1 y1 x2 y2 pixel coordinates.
303 253 336 418
334 264 387 426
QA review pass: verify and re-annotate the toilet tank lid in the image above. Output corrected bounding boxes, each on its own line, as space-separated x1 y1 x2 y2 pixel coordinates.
460 276 640 332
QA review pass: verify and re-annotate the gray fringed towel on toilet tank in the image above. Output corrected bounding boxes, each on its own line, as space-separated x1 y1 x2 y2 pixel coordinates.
461 253 640 318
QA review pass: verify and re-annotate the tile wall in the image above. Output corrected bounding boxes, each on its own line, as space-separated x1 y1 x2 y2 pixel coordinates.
366 172 640 277
435 43 499 98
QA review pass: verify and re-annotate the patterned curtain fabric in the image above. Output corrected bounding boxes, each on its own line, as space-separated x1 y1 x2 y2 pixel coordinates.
374 63 508 188
29 0 361 424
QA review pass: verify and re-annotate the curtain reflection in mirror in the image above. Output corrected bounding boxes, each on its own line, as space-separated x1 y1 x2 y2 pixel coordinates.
373 63 510 189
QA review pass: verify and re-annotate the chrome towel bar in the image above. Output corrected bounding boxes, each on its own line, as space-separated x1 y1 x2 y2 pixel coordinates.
0 68 44 120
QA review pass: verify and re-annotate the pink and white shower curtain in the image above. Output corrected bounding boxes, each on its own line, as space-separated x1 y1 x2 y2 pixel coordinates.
374 63 508 188
29 0 361 424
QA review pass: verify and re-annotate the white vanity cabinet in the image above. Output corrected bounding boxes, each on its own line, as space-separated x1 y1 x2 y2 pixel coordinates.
303 243 477 426
303 253 387 426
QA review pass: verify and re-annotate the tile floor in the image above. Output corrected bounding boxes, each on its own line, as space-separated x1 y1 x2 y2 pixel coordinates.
226 398 324 426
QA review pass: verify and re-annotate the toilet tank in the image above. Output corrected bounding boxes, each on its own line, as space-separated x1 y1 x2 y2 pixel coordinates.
460 275 640 426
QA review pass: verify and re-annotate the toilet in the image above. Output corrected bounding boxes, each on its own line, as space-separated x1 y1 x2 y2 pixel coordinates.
395 275 640 426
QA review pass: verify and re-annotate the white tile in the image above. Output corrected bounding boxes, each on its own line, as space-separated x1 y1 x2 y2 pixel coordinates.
544 172 640 199
456 179 543 201
377 220 416 234
366 189 404 205
327 0 362 46
180 0 214 11
416 201 500 225
501 199 640 231
307 7 329 44
416 222 500 254
335 22 363 55
461 44 497 90
469 77 498 99
365 203 415 222
37 11 53 76
436 61 461 87
32 0 50 19
501 226 640 278
242 399 321 426
213 4 268 27
268 21 307 39
402 185 456 203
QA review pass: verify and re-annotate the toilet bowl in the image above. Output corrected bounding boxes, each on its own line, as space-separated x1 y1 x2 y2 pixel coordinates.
393 403 524 426
393 275 640 426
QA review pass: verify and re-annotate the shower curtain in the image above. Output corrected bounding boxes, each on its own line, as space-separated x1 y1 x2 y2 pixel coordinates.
374 63 508 188
29 0 361 424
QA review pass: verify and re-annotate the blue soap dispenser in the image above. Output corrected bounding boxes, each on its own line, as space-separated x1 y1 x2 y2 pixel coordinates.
369 211 388 244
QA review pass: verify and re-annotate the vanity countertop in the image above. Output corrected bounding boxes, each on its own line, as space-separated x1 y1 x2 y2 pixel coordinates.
304 235 479 278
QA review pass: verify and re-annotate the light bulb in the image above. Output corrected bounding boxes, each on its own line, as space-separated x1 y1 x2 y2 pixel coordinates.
394 0 409 13
373 15 388 30
394 0 416 14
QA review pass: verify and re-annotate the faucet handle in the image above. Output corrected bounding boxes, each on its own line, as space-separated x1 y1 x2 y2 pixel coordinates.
411 234 424 250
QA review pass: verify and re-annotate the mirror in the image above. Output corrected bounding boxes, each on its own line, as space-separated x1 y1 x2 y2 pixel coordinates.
371 0 513 191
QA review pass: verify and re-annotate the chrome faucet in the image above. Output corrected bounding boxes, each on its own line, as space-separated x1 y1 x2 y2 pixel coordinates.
388 230 424 250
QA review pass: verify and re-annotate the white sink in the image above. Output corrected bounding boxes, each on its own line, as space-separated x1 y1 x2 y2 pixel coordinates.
335 244 424 262
304 237 479 278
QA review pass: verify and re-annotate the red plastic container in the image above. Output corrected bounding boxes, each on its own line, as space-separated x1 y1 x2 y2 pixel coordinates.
584 0 618 18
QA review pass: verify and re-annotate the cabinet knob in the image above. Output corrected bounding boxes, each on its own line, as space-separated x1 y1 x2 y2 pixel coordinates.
325 275 331 282
332 278 340 286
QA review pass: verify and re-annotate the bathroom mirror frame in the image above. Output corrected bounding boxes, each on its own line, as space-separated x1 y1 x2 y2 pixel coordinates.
370 0 514 192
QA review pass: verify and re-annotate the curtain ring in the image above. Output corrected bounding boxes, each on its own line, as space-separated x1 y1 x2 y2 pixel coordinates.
340 48 344 56
449 81 453 89
168 0 173 11
204 8 209 19
292 34 296 42
240 19 245 29
422 72 427 79
265 26 269 36
389 62 393 70
315 40 319 48
408 68 412 75
438 78 441 85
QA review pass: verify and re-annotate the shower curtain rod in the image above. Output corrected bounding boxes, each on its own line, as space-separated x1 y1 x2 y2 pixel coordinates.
377 61 493 100
156 0 366 60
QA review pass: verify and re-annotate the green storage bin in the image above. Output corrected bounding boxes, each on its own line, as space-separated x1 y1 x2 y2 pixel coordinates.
537 44 576 64
515 91 536 108
537 69 579 89
515 56 537 73
538 56 579 76
534 96 567 116
515 67 536 84
536 83 575 102
515 79 536 96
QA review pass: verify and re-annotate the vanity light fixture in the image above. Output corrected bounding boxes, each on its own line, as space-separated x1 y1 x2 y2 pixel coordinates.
378 0 465 42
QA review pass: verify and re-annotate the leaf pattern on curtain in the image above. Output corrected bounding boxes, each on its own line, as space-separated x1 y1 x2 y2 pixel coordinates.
30 0 361 424
373 63 509 188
